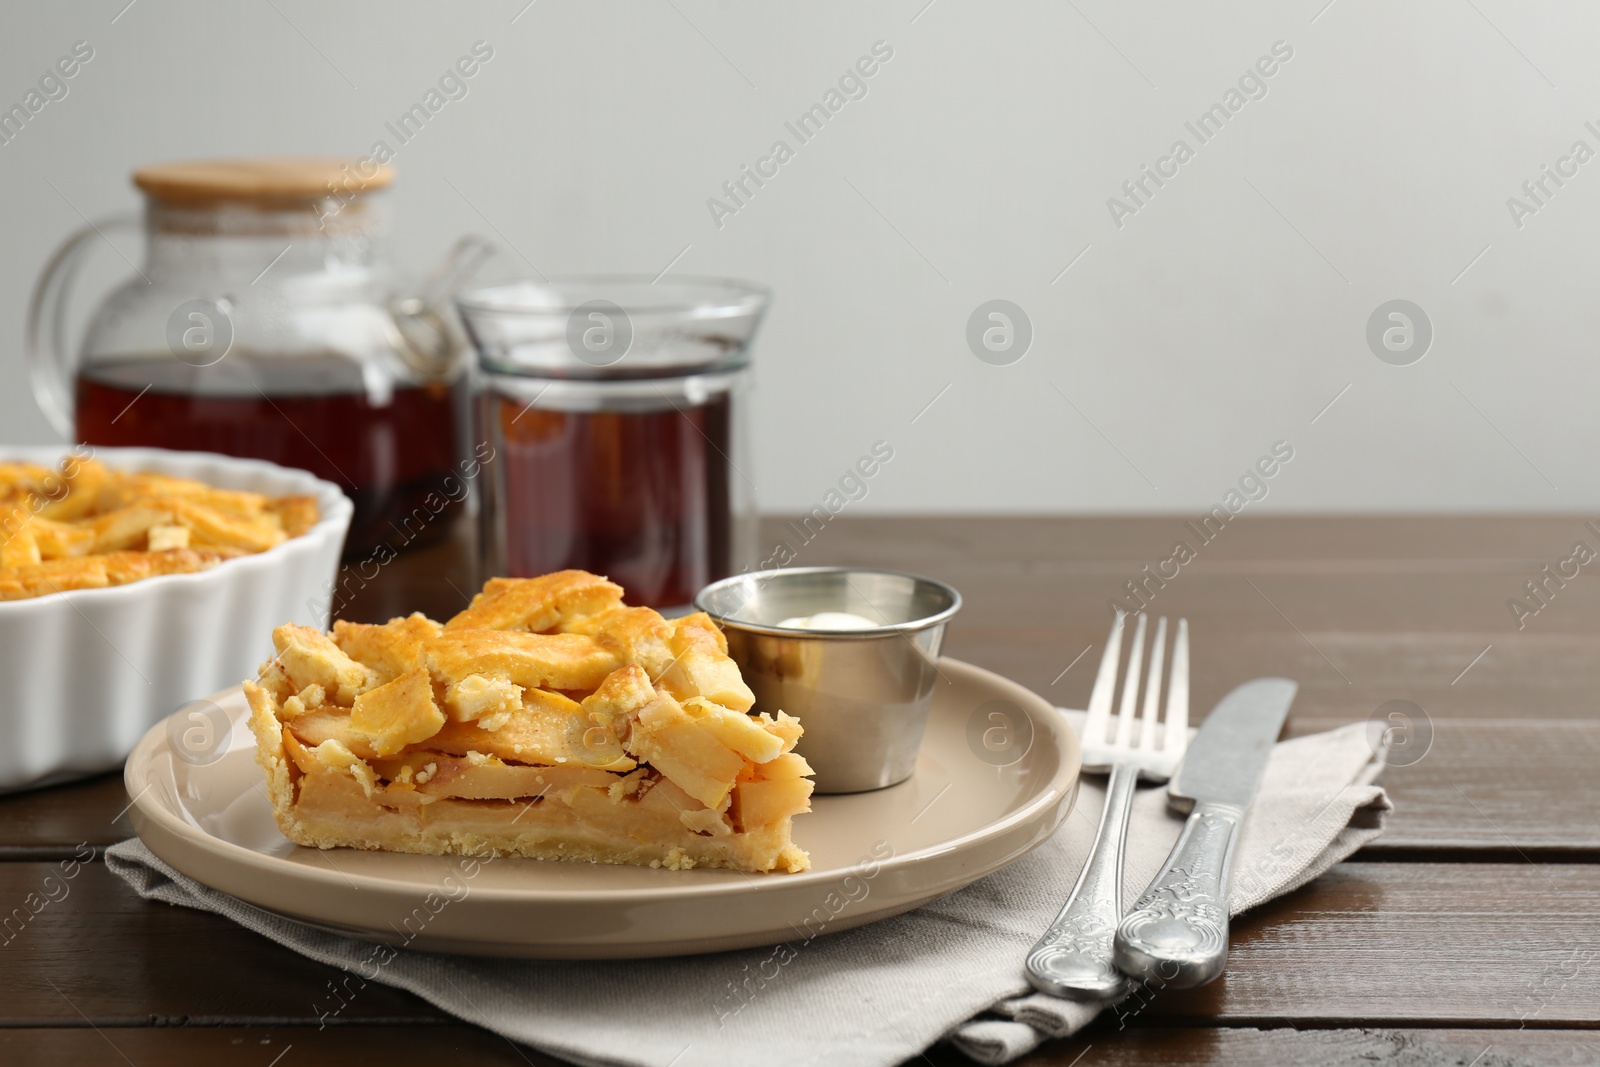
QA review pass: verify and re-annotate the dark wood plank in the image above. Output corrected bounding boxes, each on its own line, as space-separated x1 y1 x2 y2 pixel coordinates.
797 515 1600 566
6 862 1597 1029
0 772 131 858
1295 716 1600 854
0 863 443 1026
3 1026 1596 1067
313 514 1600 718
0 1026 556 1066
766 516 1600 719
890 574 1598 720
930 1027 1600 1066
813 519 1600 853
1146 862 1600 1027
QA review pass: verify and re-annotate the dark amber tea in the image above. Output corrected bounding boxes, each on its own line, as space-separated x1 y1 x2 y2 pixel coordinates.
459 277 767 612
480 389 732 609
75 354 466 557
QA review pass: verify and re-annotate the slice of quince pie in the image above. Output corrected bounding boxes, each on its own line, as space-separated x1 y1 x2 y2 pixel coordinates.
245 570 813 873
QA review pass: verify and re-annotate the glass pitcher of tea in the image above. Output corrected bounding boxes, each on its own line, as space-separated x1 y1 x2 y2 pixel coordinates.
458 278 768 611
27 156 493 557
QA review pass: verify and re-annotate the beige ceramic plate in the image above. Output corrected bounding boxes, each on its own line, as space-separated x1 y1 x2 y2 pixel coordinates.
126 658 1080 959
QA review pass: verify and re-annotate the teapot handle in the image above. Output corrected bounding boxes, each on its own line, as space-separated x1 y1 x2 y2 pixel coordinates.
26 214 140 437
392 234 497 379
420 234 498 312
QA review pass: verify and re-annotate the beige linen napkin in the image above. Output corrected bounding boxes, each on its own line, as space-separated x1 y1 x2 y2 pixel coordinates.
106 713 1389 1067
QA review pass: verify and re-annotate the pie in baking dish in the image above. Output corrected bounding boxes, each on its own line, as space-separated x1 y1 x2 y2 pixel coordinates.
245 570 814 873
0 456 319 601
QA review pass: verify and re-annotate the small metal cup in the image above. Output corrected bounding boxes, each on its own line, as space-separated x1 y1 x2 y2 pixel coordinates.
694 567 962 794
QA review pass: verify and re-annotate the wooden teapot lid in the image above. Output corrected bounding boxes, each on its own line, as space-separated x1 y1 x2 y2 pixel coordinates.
132 157 394 206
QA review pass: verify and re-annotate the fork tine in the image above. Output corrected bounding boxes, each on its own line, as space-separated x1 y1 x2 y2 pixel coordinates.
1084 612 1125 747
1138 617 1167 750
1113 613 1147 749
1163 618 1189 753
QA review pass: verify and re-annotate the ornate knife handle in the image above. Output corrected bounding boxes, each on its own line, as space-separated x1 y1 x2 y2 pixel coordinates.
1113 801 1242 990
1024 763 1138 1000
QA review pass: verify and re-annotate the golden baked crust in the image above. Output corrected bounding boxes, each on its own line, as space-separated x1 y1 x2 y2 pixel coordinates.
332 613 442 683
444 570 624 632
247 571 813 874
0 456 319 601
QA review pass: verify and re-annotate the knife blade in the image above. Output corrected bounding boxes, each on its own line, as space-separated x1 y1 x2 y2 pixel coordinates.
1111 676 1297 989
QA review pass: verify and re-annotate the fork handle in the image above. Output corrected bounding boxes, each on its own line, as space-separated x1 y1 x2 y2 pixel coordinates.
1113 800 1242 989
1024 762 1139 1000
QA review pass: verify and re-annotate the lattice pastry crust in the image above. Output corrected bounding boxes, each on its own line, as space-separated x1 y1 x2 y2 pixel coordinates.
0 457 318 601
246 570 812 874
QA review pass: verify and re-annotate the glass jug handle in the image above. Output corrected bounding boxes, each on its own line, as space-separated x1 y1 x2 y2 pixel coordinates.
420 234 497 311
25 214 140 437
392 234 497 379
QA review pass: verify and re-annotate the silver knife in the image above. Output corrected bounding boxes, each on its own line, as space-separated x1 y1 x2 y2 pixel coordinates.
1112 676 1296 989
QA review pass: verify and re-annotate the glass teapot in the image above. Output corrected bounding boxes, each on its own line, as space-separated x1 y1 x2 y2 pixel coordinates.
27 157 493 557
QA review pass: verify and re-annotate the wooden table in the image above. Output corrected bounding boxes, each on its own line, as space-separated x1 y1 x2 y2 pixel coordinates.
5 516 1598 1066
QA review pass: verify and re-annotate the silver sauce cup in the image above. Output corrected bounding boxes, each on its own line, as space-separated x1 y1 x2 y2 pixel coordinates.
694 567 962 794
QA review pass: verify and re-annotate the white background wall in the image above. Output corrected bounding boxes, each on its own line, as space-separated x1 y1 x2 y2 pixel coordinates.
1 0 1596 515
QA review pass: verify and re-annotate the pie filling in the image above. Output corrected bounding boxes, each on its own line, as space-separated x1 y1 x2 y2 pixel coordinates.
245 570 813 873
0 457 319 600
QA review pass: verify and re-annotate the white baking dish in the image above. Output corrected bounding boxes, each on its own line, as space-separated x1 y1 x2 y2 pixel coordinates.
0 446 351 792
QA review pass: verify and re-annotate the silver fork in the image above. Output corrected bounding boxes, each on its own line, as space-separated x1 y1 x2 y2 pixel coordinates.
1025 611 1190 999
